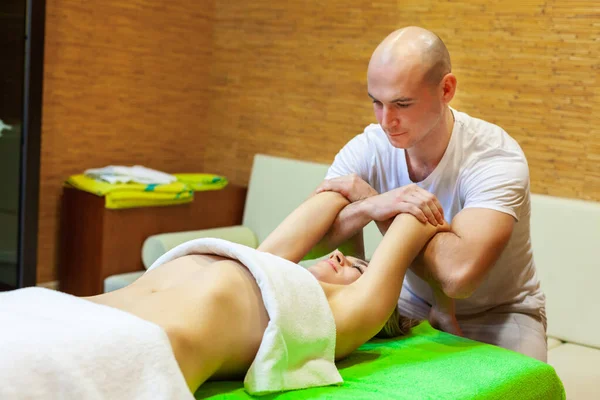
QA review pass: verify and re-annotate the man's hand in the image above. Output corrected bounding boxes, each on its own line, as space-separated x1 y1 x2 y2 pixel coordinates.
428 306 463 336
364 184 445 226
315 174 378 202
429 283 463 336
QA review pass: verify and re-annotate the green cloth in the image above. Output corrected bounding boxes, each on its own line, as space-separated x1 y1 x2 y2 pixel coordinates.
195 322 565 400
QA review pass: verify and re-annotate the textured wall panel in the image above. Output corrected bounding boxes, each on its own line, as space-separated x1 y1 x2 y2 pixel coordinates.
39 0 214 282
203 0 599 201
39 0 600 283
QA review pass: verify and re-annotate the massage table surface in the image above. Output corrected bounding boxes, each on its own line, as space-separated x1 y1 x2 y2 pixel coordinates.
195 322 565 399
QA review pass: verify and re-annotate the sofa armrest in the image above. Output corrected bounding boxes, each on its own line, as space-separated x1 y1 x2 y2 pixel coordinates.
104 271 146 293
141 225 258 268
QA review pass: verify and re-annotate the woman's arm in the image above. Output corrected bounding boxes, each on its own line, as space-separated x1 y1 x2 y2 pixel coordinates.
331 214 448 356
257 191 350 263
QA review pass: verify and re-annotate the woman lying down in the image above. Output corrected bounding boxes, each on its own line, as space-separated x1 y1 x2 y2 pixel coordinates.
0 192 449 399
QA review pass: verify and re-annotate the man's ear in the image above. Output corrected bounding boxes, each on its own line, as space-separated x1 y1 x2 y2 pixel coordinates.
441 73 457 103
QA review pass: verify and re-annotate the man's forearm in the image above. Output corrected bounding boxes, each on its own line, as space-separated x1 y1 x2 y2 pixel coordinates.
412 208 515 300
307 199 373 259
412 231 474 299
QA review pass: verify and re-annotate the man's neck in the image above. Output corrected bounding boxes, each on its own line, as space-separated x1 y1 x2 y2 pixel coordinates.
405 107 454 182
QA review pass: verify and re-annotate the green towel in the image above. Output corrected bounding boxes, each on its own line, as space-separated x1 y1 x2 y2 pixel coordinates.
195 322 565 399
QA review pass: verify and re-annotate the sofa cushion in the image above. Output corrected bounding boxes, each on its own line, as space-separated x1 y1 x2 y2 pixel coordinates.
531 194 600 348
548 343 600 400
547 337 563 350
243 154 383 260
104 270 144 293
142 226 258 269
243 155 329 245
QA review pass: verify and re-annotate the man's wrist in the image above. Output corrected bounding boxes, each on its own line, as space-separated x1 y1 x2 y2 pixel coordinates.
349 186 379 203
356 196 376 220
367 187 379 200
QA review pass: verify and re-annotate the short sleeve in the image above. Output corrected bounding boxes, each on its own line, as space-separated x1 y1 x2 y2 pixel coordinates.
460 151 530 221
325 132 374 181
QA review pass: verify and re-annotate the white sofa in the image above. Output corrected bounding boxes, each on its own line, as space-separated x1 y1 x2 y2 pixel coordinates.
531 195 600 399
106 153 600 399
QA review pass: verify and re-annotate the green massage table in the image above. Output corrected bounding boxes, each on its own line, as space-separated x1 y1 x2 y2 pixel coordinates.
195 322 565 399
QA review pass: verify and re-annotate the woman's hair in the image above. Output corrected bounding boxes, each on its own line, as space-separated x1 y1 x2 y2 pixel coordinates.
375 307 422 339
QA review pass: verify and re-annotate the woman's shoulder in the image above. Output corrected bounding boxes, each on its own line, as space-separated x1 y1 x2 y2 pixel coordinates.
316 282 369 359
318 281 344 298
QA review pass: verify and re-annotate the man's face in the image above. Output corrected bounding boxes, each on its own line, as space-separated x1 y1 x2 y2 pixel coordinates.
367 62 444 149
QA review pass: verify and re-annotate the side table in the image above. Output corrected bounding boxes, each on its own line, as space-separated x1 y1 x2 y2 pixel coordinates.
59 184 247 296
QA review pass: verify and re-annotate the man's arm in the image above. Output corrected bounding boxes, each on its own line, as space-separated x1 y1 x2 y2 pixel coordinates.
411 207 515 299
310 175 445 258
428 286 463 336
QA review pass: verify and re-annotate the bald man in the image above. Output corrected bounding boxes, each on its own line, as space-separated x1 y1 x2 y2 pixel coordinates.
315 27 547 361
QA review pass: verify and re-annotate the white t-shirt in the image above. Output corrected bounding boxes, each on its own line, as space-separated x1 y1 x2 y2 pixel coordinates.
326 108 545 317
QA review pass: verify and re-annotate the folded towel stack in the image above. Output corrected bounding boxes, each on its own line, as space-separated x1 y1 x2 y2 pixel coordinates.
65 166 228 209
84 165 177 185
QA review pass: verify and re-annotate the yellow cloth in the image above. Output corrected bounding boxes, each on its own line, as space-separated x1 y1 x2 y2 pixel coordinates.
65 173 228 210
103 190 194 209
173 173 229 192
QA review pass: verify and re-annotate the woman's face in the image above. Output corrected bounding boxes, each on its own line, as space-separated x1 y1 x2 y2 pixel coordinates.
308 249 369 285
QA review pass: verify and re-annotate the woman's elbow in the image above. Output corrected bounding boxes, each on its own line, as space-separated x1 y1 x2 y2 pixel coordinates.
316 190 350 205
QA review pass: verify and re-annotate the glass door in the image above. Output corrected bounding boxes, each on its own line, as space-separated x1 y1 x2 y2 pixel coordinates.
0 0 44 290
0 0 25 290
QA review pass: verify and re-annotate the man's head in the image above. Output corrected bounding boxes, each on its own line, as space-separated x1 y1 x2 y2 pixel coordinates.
367 26 456 149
